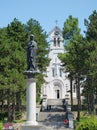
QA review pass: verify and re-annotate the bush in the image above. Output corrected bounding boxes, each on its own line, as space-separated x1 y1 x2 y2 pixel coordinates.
76 116 97 130
0 123 3 130
0 112 8 120
15 111 22 120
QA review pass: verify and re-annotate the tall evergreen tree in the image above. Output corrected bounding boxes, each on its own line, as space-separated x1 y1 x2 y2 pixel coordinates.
83 10 97 113
0 18 27 121
0 18 50 121
59 16 86 121
63 15 81 40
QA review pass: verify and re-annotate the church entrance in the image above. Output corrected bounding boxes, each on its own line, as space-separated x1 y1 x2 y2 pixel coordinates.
57 90 59 99
55 90 60 99
52 80 64 99
54 85 62 99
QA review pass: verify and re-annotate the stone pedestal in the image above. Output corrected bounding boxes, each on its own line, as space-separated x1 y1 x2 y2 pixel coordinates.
21 125 45 130
26 78 38 125
21 78 43 130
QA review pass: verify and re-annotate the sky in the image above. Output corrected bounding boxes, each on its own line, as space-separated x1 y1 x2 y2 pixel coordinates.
0 0 97 35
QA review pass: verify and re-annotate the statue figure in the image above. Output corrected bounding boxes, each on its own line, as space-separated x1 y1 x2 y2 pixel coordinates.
26 34 37 71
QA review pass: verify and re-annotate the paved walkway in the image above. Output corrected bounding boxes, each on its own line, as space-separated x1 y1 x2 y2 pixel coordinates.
39 121 73 130
13 122 72 130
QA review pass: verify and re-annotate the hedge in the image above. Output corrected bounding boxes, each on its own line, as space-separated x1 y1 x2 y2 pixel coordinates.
76 116 97 130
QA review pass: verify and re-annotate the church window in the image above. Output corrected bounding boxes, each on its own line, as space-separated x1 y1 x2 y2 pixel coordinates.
59 68 62 77
54 38 56 46
57 90 59 99
73 84 76 93
57 37 60 47
52 68 56 77
66 84 68 92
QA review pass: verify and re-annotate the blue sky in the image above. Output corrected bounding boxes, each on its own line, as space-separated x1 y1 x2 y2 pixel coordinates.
0 0 97 34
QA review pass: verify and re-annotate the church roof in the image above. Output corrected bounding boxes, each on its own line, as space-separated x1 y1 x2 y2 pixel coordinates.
49 26 62 36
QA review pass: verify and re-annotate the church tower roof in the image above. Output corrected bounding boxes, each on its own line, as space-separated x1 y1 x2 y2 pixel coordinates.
48 25 64 51
49 26 62 37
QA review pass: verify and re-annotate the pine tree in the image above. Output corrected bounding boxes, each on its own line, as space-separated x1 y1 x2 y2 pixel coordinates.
0 18 27 121
83 10 97 114
59 16 86 121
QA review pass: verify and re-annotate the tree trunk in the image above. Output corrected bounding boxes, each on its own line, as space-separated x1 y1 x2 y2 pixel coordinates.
11 101 15 121
16 92 21 112
7 89 11 121
70 76 73 107
1 90 4 113
76 76 81 122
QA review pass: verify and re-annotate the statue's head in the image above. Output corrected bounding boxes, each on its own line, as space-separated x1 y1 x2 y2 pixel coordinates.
30 34 34 40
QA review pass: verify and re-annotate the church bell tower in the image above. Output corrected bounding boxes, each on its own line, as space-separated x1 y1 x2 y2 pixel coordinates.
41 25 70 101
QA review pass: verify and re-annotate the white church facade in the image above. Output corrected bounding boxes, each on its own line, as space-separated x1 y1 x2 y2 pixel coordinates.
41 25 77 103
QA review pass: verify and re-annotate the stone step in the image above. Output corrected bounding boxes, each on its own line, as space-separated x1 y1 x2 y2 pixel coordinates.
38 122 71 130
47 105 65 112
38 111 65 122
47 99 65 106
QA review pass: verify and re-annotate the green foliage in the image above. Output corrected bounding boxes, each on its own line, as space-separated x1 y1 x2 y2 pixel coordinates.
59 11 97 115
59 15 88 121
0 17 50 121
82 10 97 113
63 15 81 40
84 11 97 79
59 16 85 75
36 73 44 102
76 116 97 130
15 111 22 120
0 112 8 120
7 18 28 45
0 123 3 130
84 10 97 41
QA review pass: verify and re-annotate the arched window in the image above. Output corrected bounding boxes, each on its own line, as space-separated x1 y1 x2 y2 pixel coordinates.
54 38 56 46
59 68 62 77
73 84 76 93
57 37 60 47
52 68 56 77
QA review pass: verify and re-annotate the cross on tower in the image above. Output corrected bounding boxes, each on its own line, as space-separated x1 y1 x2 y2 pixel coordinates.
55 20 58 26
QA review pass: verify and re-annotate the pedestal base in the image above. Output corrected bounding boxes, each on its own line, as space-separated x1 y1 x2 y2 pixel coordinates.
21 125 45 130
25 121 38 126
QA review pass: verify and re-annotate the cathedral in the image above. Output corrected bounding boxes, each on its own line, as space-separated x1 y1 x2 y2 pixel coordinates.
41 25 77 104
